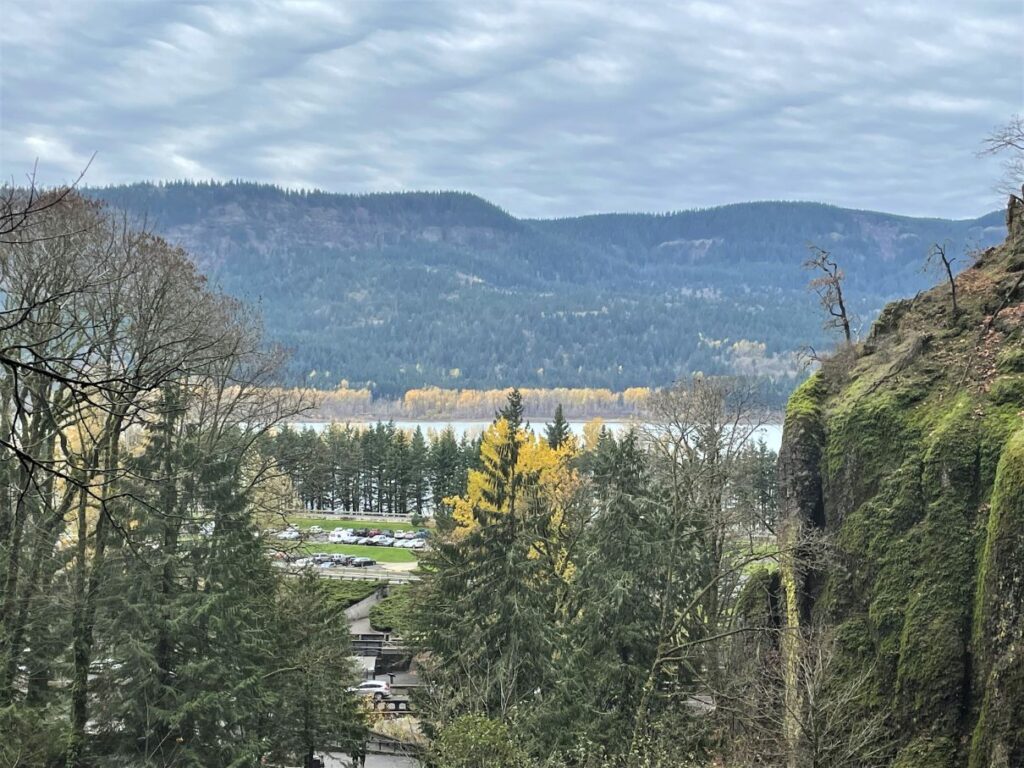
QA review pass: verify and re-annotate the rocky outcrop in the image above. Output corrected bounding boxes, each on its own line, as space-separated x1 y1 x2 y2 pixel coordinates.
777 198 1024 767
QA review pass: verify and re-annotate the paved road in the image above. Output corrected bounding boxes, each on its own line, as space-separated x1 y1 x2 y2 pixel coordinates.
288 511 418 524
276 563 419 584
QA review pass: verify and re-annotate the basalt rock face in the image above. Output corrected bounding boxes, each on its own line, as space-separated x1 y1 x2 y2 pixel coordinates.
778 197 1024 767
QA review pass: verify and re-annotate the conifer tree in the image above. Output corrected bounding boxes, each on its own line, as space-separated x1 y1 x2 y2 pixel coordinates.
548 430 664 756
429 428 462 530
409 427 429 515
267 571 366 767
545 403 571 449
411 391 555 723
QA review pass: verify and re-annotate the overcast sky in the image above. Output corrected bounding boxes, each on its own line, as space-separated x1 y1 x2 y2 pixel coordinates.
1 0 1022 219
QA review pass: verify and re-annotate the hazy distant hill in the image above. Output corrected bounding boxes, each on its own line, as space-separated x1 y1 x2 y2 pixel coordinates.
92 182 1004 403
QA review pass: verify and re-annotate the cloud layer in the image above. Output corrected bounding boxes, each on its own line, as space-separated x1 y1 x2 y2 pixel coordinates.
2 0 1021 218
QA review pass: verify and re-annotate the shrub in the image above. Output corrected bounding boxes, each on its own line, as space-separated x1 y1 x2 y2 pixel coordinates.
432 715 523 768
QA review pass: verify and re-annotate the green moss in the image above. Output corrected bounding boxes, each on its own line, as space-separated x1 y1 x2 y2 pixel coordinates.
894 402 979 734
979 405 1022 489
892 736 958 768
784 372 825 430
995 345 1024 374
825 395 894 513
988 375 1024 406
969 428 1024 768
735 567 779 626
867 532 918 669
777 224 1024 765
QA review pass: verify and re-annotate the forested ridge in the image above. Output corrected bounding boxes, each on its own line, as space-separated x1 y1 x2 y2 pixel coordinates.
91 182 1005 405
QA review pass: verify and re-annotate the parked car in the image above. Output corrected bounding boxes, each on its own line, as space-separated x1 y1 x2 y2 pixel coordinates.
350 557 376 567
308 525 323 534
276 529 300 541
414 530 429 539
367 529 382 537
410 539 426 549
356 536 371 545
349 679 390 700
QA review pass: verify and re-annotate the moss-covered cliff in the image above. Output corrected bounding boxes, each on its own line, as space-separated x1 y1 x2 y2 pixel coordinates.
778 197 1024 767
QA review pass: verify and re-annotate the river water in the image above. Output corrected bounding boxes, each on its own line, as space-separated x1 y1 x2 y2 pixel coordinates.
290 420 784 452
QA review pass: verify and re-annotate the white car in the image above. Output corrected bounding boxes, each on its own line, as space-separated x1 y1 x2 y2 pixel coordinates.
276 529 300 540
349 679 391 700
410 539 425 549
308 525 323 534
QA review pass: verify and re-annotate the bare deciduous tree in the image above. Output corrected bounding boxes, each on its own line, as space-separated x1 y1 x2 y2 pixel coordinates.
981 114 1024 200
804 246 852 344
925 241 958 321
0 159 92 244
721 627 892 768
625 377 779 755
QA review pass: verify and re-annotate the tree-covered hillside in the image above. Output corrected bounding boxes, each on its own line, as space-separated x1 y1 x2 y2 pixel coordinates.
92 182 1004 404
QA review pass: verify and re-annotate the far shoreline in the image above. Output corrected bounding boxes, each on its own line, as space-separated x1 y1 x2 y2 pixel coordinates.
288 412 786 426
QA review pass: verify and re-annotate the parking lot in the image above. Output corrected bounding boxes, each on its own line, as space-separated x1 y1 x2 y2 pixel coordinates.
264 516 430 572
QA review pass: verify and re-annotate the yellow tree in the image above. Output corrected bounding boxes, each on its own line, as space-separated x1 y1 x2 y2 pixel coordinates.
413 391 586 723
446 409 583 599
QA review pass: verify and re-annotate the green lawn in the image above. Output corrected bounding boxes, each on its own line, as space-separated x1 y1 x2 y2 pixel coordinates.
284 515 420 533
301 542 419 563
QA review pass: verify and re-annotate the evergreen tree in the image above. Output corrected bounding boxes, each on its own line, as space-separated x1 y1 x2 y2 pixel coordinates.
545 403 571 449
498 387 525 433
411 392 556 723
409 427 429 515
429 428 462 531
548 430 664 756
92 397 282 765
267 571 366 767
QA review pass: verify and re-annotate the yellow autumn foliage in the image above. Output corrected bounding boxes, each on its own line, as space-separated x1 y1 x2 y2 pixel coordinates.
445 418 581 584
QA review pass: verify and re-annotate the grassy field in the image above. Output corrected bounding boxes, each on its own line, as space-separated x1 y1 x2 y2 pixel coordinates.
301 542 419 563
284 515 420 533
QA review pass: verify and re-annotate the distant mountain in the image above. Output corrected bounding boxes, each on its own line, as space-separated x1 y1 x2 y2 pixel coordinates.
91 181 1005 404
